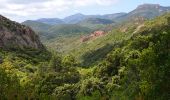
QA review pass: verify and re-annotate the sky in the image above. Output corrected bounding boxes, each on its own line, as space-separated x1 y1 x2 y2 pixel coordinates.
0 0 170 22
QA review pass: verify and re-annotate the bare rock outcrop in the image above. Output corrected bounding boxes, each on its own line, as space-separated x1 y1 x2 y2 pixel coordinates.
0 15 44 50
80 30 106 42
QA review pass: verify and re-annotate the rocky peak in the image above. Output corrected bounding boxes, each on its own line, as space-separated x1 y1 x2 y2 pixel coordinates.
0 15 44 50
137 4 161 9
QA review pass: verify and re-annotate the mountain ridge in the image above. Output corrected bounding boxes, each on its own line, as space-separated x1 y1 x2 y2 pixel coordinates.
36 18 65 25
0 15 44 50
23 13 126 25
23 4 170 25
116 3 170 22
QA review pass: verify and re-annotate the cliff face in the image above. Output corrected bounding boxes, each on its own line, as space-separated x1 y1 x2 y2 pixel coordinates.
0 15 44 50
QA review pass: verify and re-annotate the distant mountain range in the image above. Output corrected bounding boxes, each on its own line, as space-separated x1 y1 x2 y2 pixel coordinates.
22 4 170 41
36 18 65 25
25 13 125 25
62 13 126 24
23 4 170 25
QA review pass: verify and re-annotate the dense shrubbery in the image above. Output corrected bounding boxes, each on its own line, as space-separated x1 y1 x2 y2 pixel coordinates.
0 13 170 99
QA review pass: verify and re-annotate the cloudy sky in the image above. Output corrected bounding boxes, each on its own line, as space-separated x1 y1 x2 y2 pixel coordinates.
0 0 170 22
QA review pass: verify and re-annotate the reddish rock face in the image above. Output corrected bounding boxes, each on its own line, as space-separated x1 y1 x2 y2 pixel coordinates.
93 31 105 36
80 30 105 42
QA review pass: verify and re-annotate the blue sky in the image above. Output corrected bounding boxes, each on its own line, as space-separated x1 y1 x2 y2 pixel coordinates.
0 0 170 22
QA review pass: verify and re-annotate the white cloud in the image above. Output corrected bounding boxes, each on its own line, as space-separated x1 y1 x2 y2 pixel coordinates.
73 0 119 7
96 0 119 6
74 0 96 7
0 0 119 22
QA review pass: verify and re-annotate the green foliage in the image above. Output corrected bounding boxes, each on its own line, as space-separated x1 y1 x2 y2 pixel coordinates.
78 18 114 30
49 53 62 71
62 55 77 67
0 67 24 100
24 21 93 41
77 90 102 100
110 13 170 100
48 24 92 37
1 13 170 100
22 20 51 32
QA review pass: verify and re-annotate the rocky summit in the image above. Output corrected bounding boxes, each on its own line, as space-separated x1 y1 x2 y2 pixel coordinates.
0 15 44 50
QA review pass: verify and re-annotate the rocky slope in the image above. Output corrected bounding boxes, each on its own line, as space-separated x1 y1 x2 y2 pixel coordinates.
117 4 170 22
0 15 44 50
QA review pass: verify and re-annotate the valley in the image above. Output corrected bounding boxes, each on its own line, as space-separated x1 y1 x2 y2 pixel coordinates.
0 3 170 100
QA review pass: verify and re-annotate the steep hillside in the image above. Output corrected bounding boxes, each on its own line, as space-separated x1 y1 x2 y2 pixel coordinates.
52 16 146 66
45 15 146 65
0 15 44 50
0 15 51 99
88 13 170 100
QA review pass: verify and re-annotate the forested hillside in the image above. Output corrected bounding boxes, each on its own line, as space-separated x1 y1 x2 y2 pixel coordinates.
0 9 170 100
22 4 170 56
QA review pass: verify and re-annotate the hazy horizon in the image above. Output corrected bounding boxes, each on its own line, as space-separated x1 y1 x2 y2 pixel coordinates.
0 0 170 22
